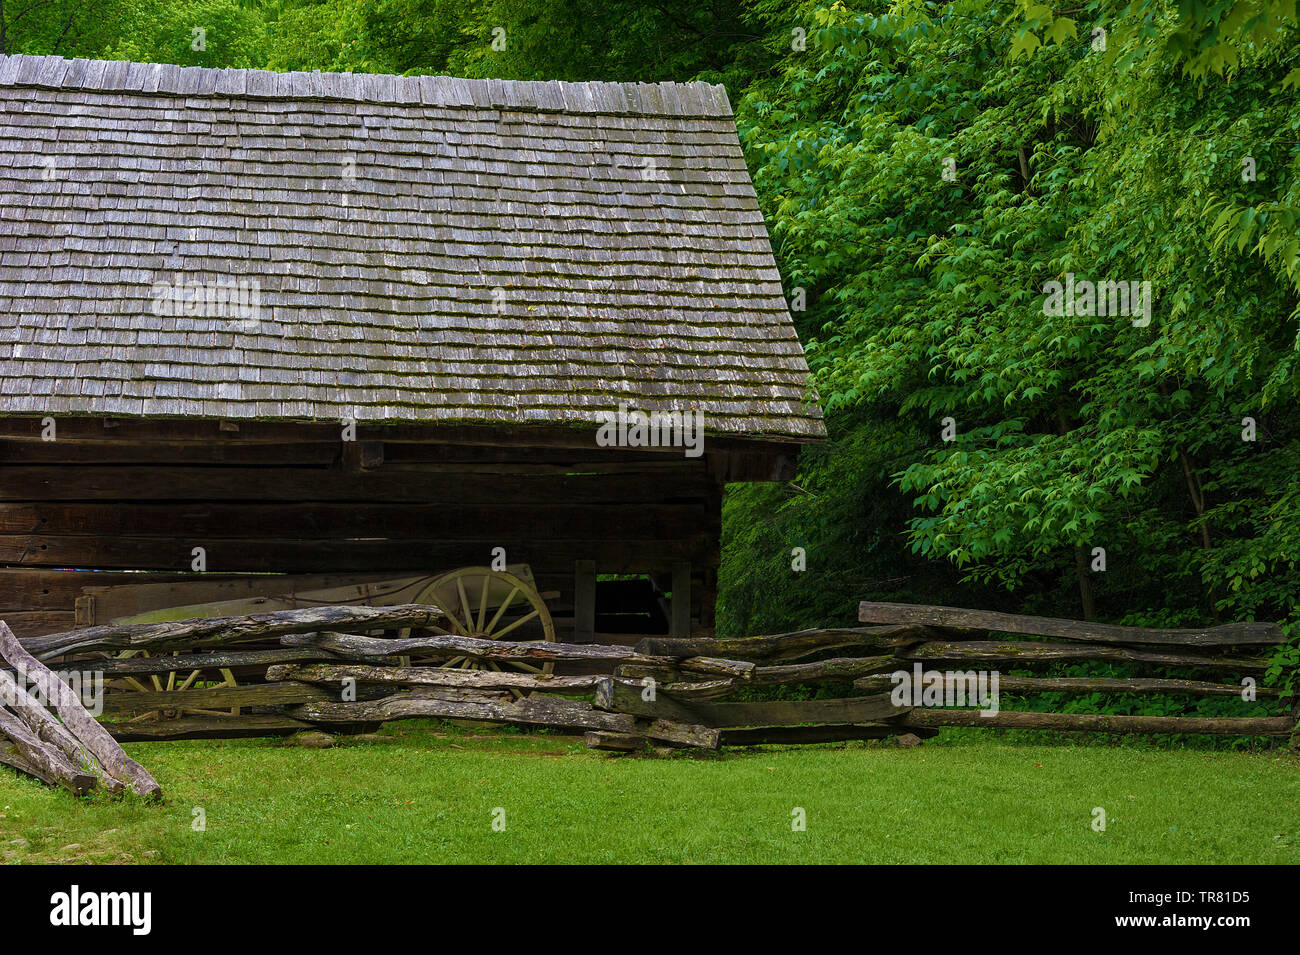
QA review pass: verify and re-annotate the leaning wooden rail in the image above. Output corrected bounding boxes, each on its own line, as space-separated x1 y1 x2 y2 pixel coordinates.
0 621 162 798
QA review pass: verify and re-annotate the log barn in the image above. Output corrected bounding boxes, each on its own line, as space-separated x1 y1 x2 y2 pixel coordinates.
0 53 825 646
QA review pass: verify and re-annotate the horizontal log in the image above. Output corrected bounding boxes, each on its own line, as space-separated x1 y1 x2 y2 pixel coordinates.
287 691 719 748
88 647 369 678
23 604 454 659
0 611 76 638
583 731 646 751
106 714 315 742
901 709 1297 736
634 625 933 663
751 655 899 686
859 601 1284 647
280 630 674 667
265 662 605 695
594 677 909 728
676 656 756 681
0 534 715 574
0 501 704 542
660 679 736 702
899 641 1270 672
719 723 913 746
854 673 1283 698
0 440 340 466
0 466 714 505
0 417 801 457
101 681 336 716
0 569 166 611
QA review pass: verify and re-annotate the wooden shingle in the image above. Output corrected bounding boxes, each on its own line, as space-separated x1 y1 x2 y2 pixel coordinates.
0 54 823 440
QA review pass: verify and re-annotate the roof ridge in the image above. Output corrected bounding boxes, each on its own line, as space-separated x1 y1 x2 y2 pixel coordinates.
0 53 733 117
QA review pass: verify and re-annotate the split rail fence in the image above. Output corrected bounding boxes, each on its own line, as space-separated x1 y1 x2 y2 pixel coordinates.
0 600 1295 793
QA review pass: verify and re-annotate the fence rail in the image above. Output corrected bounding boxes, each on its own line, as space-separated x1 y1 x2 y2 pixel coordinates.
0 601 1294 792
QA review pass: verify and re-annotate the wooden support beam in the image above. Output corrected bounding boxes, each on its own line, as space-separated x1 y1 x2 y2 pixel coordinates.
573 559 596 644
670 561 691 639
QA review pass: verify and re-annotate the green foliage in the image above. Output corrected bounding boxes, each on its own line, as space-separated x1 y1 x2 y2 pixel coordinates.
4 0 1297 722
734 0 1299 646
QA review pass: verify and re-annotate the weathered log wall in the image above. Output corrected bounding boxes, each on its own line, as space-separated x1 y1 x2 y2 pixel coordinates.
0 419 769 643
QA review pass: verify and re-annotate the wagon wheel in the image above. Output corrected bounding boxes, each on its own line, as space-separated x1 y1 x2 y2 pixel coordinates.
110 650 241 722
403 567 556 693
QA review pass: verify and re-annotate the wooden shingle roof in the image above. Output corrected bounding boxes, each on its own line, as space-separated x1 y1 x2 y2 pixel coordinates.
0 54 824 441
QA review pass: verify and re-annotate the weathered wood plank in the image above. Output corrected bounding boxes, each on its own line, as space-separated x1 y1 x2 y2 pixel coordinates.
901 709 1296 736
101 681 336 716
583 730 646 751
264 662 605 695
287 692 719 748
899 640 1271 672
0 535 714 574
89 647 371 678
634 625 934 662
0 736 96 792
0 611 76 638
751 655 899 686
0 501 705 541
0 441 340 466
23 604 454 659
0 718 97 795
0 664 120 793
854 673 1283 698
594 677 908 728
0 466 714 505
279 630 675 667
678 656 756 681
859 601 1285 647
106 714 315 742
0 417 803 457
79 572 405 624
719 724 910 746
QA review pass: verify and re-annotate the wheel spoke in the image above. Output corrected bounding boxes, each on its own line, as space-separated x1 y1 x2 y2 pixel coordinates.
491 607 540 640
456 576 474 632
476 575 490 633
483 587 520 635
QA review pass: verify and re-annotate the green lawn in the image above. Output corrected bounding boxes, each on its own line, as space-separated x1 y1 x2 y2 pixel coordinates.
1 723 1296 864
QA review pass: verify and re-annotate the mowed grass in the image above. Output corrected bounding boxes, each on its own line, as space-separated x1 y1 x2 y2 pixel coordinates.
0 722 1296 864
